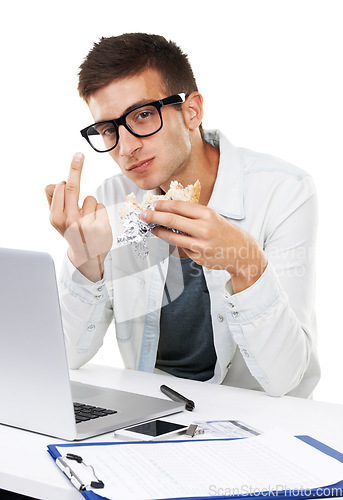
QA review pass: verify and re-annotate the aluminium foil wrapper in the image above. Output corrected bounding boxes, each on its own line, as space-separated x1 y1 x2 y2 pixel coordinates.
116 206 157 259
117 205 184 259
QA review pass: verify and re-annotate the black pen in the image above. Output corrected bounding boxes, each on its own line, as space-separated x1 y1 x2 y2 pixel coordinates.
160 384 195 411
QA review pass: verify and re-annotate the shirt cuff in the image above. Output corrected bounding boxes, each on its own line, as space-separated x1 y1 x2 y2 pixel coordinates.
59 255 108 304
224 262 281 323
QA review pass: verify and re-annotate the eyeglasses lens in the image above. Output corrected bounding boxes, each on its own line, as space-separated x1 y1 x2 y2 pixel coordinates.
86 123 117 152
86 105 162 152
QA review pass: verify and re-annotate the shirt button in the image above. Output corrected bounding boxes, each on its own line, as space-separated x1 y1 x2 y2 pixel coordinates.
217 314 224 322
95 294 103 300
228 302 234 308
87 324 95 331
97 285 103 292
232 311 239 318
242 349 249 357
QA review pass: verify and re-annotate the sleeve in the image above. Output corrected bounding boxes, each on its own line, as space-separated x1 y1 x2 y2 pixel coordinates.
224 174 320 397
58 254 114 369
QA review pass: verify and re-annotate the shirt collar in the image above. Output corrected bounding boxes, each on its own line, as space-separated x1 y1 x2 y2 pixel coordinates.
205 129 245 220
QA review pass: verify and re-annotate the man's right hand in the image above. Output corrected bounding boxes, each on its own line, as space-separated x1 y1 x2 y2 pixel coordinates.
45 153 113 282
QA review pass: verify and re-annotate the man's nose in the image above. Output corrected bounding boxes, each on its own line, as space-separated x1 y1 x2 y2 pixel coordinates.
117 126 143 157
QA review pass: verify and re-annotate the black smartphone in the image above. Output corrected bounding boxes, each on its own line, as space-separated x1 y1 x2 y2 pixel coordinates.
115 420 188 441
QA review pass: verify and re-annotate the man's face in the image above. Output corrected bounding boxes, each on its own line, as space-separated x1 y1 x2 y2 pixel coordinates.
88 69 192 191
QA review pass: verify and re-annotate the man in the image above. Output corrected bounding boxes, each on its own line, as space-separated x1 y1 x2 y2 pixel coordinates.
46 33 319 397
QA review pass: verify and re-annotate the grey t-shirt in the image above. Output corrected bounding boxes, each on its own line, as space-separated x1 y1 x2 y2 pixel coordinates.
155 255 217 381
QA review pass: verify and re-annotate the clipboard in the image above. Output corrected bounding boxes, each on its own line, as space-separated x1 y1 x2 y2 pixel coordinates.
47 433 343 500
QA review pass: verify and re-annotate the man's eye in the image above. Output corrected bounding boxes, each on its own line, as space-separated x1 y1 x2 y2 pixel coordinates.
137 111 153 120
130 106 157 122
101 126 116 136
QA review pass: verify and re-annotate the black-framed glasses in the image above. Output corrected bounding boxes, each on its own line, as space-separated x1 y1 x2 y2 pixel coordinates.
80 92 188 153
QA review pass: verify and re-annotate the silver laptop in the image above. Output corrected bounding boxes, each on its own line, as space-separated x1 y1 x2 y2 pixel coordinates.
0 247 183 441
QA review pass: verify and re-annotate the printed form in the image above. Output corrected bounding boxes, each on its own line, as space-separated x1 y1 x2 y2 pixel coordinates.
54 428 343 499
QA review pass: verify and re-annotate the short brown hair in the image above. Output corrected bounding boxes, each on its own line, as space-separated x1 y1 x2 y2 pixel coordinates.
78 33 199 101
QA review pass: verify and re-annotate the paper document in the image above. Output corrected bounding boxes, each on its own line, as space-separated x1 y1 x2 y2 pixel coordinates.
195 419 261 438
53 428 343 499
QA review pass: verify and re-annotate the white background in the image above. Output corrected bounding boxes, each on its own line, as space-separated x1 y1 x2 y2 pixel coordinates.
0 0 342 403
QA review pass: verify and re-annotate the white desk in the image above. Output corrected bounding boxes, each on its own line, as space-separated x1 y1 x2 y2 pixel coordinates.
1 364 343 500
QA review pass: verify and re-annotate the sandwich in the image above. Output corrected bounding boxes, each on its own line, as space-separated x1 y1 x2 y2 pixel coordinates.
120 180 201 219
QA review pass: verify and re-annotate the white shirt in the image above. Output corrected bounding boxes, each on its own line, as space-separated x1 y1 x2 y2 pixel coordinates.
59 130 320 398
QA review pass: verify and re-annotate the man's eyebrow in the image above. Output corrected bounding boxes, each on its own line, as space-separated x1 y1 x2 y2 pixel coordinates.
121 98 158 116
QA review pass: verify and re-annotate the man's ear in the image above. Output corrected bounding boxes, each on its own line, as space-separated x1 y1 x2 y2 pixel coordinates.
182 92 203 131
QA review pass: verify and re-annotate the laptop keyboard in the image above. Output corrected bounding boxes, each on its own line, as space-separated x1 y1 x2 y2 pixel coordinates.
73 402 117 423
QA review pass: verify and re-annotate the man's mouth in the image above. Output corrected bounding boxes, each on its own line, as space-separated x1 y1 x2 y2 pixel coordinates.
127 158 154 173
